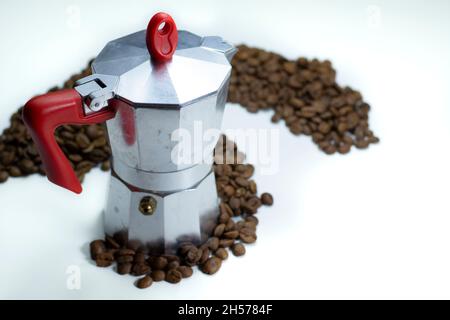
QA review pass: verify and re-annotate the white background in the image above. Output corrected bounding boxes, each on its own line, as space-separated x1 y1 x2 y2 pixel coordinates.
1 0 450 299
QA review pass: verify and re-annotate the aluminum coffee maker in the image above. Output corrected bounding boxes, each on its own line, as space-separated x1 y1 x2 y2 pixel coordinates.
23 13 236 253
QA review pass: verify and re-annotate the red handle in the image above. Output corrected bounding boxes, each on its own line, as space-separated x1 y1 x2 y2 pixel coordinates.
146 12 178 61
22 89 116 194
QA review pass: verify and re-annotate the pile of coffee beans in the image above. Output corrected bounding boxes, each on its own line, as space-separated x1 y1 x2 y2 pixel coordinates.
90 136 273 289
229 45 379 154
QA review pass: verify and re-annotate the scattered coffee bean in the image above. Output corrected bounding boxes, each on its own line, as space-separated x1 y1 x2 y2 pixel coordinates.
231 243 246 257
177 266 193 278
0 171 8 183
131 263 150 276
223 230 239 239
9 166 21 177
117 248 135 256
117 263 132 275
89 240 106 260
96 252 114 261
167 260 180 270
201 257 222 275
96 259 112 268
206 237 220 251
215 248 229 260
136 275 153 289
219 239 235 248
134 252 146 263
261 192 274 206
239 228 257 244
150 270 165 282
105 235 120 250
199 246 210 264
213 224 226 237
245 215 259 225
150 256 168 270
165 269 183 284
116 255 134 264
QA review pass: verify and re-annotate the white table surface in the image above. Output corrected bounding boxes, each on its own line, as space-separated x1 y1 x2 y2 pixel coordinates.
1 0 450 299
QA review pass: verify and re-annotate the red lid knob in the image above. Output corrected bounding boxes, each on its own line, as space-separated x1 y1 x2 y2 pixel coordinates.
146 12 178 62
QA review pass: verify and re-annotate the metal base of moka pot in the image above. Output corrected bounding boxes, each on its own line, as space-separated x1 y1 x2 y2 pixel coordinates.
104 166 219 254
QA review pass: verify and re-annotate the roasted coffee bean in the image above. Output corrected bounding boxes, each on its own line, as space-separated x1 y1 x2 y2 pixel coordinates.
134 252 146 263
229 197 241 210
116 255 134 264
235 177 249 187
9 166 21 177
225 219 236 232
150 256 168 270
165 269 183 283
96 259 112 267
215 248 228 260
136 275 153 289
75 133 91 149
248 180 257 194
231 243 246 257
218 212 230 224
105 235 120 249
223 230 239 239
239 228 257 244
117 263 132 275
207 237 220 251
199 247 210 264
0 151 15 166
213 224 226 237
167 260 180 270
96 252 114 261
178 245 195 258
261 192 274 206
0 171 8 183
235 220 245 231
89 240 106 260
243 221 257 230
117 248 135 256
182 247 201 266
131 263 150 276
150 270 165 282
68 154 82 162
113 232 128 248
18 159 35 174
246 214 260 225
223 185 235 197
201 257 222 275
86 125 101 139
219 239 234 248
177 266 193 278
219 202 233 217
163 255 181 263
241 200 259 214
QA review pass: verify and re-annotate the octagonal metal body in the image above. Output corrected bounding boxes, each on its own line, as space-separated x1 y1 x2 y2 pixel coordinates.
92 29 236 253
